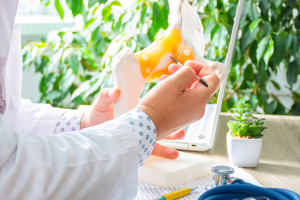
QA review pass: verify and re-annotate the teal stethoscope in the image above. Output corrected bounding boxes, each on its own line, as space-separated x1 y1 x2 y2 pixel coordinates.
199 165 300 200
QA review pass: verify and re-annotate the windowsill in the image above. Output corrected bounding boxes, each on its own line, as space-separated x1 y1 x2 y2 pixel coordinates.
16 15 75 36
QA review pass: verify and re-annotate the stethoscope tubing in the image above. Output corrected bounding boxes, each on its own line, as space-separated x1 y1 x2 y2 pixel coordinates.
199 183 300 200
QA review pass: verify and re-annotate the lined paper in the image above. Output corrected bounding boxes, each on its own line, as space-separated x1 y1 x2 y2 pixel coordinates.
135 167 261 200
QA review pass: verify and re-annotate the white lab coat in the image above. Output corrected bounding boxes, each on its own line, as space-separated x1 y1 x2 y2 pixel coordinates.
0 1 139 199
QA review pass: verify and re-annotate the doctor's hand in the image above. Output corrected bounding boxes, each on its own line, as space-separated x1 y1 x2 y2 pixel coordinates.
136 60 220 141
80 87 185 159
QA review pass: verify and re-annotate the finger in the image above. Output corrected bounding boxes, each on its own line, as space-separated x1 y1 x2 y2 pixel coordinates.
160 75 169 81
93 88 121 112
185 60 220 92
166 66 196 91
151 143 179 159
168 64 180 74
163 129 185 140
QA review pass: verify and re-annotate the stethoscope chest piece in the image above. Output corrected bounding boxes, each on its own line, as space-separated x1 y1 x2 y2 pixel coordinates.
205 165 238 191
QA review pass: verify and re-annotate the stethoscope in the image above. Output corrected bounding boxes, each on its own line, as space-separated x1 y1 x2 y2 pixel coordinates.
199 165 300 200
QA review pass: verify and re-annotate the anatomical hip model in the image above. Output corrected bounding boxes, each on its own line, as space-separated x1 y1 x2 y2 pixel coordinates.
113 0 227 118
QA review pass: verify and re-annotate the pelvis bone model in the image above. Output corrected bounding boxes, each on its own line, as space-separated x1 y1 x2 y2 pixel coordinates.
113 0 227 118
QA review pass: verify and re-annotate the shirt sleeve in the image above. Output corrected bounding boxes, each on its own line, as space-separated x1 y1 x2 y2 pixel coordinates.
18 99 69 136
119 109 157 167
0 113 140 200
54 110 85 134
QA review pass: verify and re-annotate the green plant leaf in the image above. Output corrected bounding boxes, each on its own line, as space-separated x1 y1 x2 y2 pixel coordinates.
254 134 264 139
273 0 282 8
231 108 240 114
287 62 296 89
227 121 239 132
256 37 269 65
271 34 285 64
242 113 253 117
212 25 228 52
233 116 242 121
271 80 281 90
238 125 249 136
263 38 274 69
71 80 91 101
102 6 112 22
290 35 298 56
248 125 261 136
238 102 245 109
265 101 278 114
249 19 262 33
291 102 300 115
45 90 61 101
244 64 254 80
246 80 255 89
55 0 64 20
245 103 252 108
260 126 268 131
262 21 272 37
69 54 79 75
248 3 259 21
70 0 84 17
258 121 265 125
260 0 271 13
244 108 252 113
284 33 293 51
240 28 259 52
60 68 75 93
88 0 98 8
249 95 258 109
152 2 160 19
241 117 249 121
243 121 252 125
137 34 151 48
110 1 121 7
249 42 258 64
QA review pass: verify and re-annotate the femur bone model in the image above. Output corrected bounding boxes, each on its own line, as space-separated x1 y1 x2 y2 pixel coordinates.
113 0 227 118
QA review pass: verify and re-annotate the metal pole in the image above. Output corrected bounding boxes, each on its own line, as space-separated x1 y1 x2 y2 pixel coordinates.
210 0 245 148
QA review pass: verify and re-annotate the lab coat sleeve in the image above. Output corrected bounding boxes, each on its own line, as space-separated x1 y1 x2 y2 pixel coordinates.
18 99 70 136
0 113 140 200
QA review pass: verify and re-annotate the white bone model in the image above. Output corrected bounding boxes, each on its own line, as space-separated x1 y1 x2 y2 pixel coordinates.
113 0 227 118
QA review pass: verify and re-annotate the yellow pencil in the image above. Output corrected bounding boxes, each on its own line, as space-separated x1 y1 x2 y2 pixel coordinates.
153 186 198 200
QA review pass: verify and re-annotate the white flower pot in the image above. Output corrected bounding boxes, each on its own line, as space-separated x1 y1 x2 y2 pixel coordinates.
227 132 263 167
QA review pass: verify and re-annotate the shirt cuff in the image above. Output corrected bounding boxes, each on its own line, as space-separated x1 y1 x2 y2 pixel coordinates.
54 110 85 134
120 109 157 167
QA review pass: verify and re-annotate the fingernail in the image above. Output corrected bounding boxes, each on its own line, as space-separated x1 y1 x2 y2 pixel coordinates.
108 89 114 98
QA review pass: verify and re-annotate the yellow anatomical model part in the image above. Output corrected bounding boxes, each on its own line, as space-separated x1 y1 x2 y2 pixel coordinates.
112 0 227 118
134 28 194 81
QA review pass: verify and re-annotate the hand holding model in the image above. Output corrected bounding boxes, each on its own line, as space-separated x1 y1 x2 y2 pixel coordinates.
137 61 220 140
112 0 227 119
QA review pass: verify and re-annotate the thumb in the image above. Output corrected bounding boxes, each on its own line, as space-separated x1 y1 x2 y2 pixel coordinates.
166 66 196 90
93 88 120 112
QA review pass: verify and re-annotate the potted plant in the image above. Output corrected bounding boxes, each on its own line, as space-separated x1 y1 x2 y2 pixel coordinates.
227 102 267 167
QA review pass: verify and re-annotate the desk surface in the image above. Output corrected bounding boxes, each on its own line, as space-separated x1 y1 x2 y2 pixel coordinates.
182 113 300 194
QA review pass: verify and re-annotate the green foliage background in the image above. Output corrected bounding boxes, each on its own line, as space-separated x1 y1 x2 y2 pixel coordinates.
22 0 300 115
